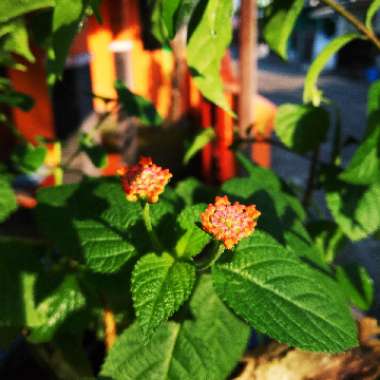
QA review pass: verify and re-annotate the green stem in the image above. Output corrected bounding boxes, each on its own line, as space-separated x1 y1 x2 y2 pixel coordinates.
197 241 225 271
142 202 164 252
320 0 380 51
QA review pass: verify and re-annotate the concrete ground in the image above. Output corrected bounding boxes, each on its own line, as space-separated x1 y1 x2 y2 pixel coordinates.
258 56 380 311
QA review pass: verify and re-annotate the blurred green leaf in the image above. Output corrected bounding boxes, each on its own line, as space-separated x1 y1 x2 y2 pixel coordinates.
0 0 54 23
79 133 108 168
183 127 215 164
0 176 17 222
115 80 163 126
11 142 47 173
212 231 358 353
303 33 360 106
365 0 380 30
275 103 329 153
175 177 216 206
336 264 374 311
367 80 380 133
263 0 304 59
187 0 234 114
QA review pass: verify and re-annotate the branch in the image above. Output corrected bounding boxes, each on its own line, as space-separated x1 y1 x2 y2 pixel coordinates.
320 0 380 50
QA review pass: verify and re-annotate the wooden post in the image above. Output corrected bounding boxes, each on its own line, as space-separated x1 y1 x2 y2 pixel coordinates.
238 0 257 138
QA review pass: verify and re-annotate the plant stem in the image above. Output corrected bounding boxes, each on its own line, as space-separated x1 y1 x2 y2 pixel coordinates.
142 202 164 252
197 241 225 271
103 307 117 351
320 0 380 51
302 147 320 208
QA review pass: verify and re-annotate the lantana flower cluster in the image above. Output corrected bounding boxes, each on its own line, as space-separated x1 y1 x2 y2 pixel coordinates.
200 196 261 249
118 157 172 203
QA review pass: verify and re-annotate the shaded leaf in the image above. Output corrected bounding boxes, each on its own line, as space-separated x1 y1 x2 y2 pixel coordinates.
336 264 374 311
263 0 304 59
115 80 163 126
303 33 360 106
187 0 234 114
175 177 216 206
183 127 215 164
0 176 17 222
275 104 329 153
367 79 380 133
0 0 54 23
11 142 47 173
132 252 195 337
212 232 358 353
79 133 108 168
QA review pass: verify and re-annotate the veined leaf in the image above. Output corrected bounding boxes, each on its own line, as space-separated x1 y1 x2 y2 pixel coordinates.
175 204 210 257
336 264 374 311
29 275 86 343
0 0 54 23
102 274 249 380
275 103 329 153
339 127 380 185
115 80 163 126
183 127 215 165
366 0 380 29
303 33 360 106
326 181 380 241
212 232 358 353
132 252 195 337
187 0 234 114
263 0 304 59
0 177 17 222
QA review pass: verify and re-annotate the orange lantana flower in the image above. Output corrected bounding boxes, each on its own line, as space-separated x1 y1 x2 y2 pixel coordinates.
117 157 172 203
201 196 260 249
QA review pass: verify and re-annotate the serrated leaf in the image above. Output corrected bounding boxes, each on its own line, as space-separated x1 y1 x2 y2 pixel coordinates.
101 322 213 380
303 33 360 106
36 179 142 273
336 264 374 311
183 127 215 165
0 176 17 222
151 0 182 43
0 239 44 328
175 204 210 257
29 275 86 343
115 80 163 126
326 181 380 241
132 252 195 337
187 0 234 114
275 104 329 153
47 0 87 84
339 127 380 185
263 0 304 59
366 0 380 29
212 232 358 353
0 0 54 23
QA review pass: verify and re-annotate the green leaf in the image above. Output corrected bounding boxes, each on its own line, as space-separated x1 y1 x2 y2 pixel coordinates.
102 274 249 380
212 232 358 353
303 33 360 106
183 127 215 164
0 0 54 23
0 177 17 222
336 264 374 311
79 133 108 168
132 252 195 337
175 177 216 206
0 239 44 328
48 0 87 84
367 80 380 133
101 322 214 380
275 104 329 153
29 275 86 343
365 0 380 29
339 127 380 185
175 204 211 257
11 142 47 173
326 181 380 241
3 18 35 62
0 86 34 111
115 80 163 126
187 0 234 114
151 0 182 43
263 0 304 59
36 179 142 273
307 220 346 263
